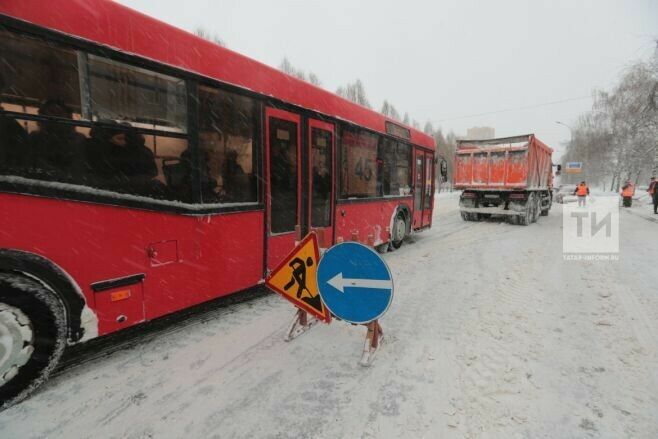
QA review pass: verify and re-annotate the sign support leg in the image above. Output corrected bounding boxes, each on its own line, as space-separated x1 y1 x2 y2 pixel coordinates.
285 309 319 342
359 320 384 367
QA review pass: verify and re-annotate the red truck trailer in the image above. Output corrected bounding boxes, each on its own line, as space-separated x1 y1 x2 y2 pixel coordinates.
453 134 554 225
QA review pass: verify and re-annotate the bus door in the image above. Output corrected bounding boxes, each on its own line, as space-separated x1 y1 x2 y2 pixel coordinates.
422 152 434 227
265 108 301 270
307 119 335 249
412 149 425 228
413 149 435 229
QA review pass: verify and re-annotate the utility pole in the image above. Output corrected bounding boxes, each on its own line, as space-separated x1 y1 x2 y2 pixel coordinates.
556 121 574 183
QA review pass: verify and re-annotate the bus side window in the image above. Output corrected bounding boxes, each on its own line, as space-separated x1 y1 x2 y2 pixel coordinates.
377 138 411 197
0 29 86 182
197 85 259 205
339 127 379 199
396 142 411 196
83 55 193 202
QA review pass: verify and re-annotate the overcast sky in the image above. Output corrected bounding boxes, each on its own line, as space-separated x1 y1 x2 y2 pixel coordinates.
119 0 657 157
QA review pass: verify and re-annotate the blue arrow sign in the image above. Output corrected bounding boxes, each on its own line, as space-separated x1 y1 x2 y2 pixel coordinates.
316 242 394 324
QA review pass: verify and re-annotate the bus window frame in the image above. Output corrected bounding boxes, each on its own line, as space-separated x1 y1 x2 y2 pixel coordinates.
336 121 416 203
0 16 430 215
0 19 265 216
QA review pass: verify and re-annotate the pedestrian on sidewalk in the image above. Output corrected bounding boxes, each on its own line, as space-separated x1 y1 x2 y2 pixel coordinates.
621 180 635 208
574 181 589 207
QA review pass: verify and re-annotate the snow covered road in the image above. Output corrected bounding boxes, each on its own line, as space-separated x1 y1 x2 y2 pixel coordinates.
2 193 657 438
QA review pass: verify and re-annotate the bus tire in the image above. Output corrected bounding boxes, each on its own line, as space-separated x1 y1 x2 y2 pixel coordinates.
0 273 66 410
391 214 407 249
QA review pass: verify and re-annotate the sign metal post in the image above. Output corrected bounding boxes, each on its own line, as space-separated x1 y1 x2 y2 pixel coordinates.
317 241 394 366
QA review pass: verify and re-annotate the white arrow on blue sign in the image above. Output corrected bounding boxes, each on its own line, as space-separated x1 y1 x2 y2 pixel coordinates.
316 242 394 324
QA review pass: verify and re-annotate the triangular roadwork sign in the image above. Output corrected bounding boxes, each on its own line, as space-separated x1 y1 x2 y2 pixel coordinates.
265 233 331 323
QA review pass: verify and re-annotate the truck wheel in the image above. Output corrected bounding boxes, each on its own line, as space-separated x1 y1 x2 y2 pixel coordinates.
390 213 407 249
0 273 66 409
517 195 533 226
531 195 540 223
460 212 469 221
540 192 552 216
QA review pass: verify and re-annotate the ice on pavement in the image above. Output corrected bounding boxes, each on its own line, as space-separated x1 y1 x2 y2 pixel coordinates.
1 192 657 438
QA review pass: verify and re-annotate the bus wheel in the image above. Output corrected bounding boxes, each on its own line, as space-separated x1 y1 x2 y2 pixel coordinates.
0 273 66 409
391 214 407 249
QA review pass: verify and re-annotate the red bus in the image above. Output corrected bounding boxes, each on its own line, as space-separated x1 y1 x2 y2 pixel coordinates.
0 0 437 405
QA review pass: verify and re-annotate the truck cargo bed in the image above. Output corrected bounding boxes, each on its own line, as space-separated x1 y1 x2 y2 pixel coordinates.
453 134 553 191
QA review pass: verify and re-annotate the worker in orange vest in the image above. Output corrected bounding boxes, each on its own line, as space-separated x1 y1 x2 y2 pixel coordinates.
573 181 589 207
621 180 635 208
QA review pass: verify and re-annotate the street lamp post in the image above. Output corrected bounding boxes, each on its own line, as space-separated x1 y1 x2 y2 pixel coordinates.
556 121 576 183
555 121 573 141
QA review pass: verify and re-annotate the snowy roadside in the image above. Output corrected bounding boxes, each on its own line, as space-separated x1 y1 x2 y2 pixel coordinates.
1 192 657 438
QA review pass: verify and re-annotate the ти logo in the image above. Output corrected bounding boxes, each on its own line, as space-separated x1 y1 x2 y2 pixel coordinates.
563 197 619 257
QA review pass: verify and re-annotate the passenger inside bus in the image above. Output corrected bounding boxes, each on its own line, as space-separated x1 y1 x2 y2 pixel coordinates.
222 149 249 202
28 99 86 180
0 73 29 171
85 122 160 196
311 161 331 225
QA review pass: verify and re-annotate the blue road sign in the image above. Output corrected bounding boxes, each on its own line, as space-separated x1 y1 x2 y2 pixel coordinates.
316 242 394 324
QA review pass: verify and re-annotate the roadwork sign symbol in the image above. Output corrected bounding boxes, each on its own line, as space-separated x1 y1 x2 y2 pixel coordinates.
266 233 331 323
317 242 394 324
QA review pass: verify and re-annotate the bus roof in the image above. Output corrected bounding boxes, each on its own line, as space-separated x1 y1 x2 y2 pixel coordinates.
0 0 435 150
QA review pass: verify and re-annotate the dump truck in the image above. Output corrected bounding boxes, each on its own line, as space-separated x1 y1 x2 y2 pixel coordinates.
453 134 554 225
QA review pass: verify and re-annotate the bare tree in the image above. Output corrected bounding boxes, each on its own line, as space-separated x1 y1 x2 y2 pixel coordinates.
381 100 402 121
561 55 658 189
336 79 371 108
194 27 226 47
308 72 322 87
279 57 322 86
423 121 435 135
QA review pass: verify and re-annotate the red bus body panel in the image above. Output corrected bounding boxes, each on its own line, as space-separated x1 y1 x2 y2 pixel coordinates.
0 193 264 336
453 135 553 191
335 198 413 246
